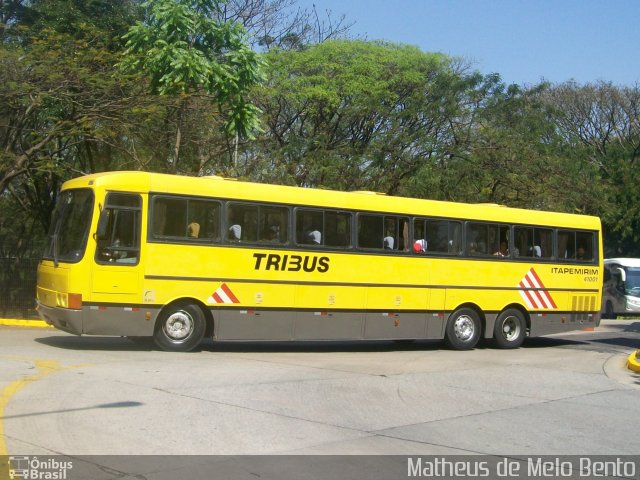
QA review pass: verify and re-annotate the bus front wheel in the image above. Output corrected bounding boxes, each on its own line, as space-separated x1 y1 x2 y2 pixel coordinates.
154 302 206 352
493 308 526 349
444 308 481 350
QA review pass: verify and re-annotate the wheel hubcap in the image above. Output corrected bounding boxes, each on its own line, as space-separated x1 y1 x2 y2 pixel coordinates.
163 310 194 341
501 315 521 341
454 315 475 341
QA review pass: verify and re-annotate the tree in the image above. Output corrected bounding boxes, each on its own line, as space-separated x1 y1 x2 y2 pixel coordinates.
252 40 477 193
210 0 353 50
120 0 264 172
434 82 576 209
545 82 640 255
0 0 144 193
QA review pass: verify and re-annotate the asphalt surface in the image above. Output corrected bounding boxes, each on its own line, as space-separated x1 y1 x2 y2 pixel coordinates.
0 320 638 478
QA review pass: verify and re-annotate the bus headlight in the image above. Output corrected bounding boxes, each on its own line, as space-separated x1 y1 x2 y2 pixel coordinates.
626 297 640 309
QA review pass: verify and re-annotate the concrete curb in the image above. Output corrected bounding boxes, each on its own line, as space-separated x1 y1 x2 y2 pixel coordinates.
0 318 52 328
627 350 640 373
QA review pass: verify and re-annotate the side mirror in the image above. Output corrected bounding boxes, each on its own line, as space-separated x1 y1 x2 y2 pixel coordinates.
96 210 110 241
614 267 626 283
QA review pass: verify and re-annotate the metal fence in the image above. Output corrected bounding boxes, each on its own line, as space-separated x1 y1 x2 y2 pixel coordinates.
0 257 40 319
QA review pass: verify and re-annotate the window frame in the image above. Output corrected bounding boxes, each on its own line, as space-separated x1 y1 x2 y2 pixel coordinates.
95 192 142 266
465 221 511 258
356 213 409 252
226 201 290 245
149 194 222 245
413 217 463 256
513 225 554 260
557 228 597 262
295 207 353 249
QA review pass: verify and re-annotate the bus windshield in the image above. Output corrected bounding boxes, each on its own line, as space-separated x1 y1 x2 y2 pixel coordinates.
43 188 94 264
625 269 640 298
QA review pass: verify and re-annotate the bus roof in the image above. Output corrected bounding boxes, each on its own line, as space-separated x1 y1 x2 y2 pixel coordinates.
605 258 640 267
63 171 601 230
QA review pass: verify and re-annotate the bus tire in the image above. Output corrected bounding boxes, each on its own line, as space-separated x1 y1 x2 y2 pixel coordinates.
444 307 481 350
154 302 206 352
604 301 616 320
493 308 526 349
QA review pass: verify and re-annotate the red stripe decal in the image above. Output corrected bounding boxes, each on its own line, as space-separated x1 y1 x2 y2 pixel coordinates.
220 283 240 303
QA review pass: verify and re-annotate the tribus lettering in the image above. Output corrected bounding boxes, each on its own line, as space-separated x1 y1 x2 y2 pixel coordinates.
253 253 330 273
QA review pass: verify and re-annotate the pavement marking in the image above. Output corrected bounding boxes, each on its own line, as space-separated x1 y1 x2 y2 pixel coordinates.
0 319 51 328
0 360 64 458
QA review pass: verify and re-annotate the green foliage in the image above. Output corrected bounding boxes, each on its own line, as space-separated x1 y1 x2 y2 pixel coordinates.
255 40 464 191
0 0 150 247
120 0 264 139
1 0 640 259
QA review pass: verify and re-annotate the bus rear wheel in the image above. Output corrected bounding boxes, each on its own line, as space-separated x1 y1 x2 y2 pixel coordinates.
154 302 206 352
444 307 481 350
493 308 526 349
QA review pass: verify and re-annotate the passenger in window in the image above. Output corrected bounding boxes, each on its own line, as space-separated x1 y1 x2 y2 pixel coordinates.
306 230 321 244
493 241 508 257
267 225 280 243
576 246 587 260
229 224 242 240
383 235 395 250
413 239 427 253
188 222 200 239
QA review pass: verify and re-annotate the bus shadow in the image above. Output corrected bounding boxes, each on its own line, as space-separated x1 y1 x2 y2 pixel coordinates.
35 335 450 353
35 335 156 352
588 337 640 349
521 337 588 349
35 334 591 353
199 338 446 354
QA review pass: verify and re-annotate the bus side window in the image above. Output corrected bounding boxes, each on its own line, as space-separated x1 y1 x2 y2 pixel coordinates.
259 206 288 244
357 214 383 249
558 230 576 259
152 196 220 242
152 197 186 238
467 223 488 255
412 219 427 253
296 209 324 246
422 219 463 255
325 211 351 248
515 226 551 259
576 231 594 261
227 203 258 242
189 200 221 242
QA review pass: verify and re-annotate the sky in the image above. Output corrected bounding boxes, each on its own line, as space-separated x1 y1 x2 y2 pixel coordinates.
296 0 639 87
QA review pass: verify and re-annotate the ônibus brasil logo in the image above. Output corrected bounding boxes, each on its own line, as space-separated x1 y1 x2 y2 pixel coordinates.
8 456 73 479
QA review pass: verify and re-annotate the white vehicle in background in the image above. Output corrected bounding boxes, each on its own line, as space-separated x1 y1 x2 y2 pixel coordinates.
602 258 640 318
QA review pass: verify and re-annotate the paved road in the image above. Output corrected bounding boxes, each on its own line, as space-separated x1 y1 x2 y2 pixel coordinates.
0 320 639 477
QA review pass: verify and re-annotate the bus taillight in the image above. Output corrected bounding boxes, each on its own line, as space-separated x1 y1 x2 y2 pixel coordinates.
58 293 83 309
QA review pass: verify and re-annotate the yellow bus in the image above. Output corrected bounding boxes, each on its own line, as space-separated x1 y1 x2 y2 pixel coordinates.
36 171 603 352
